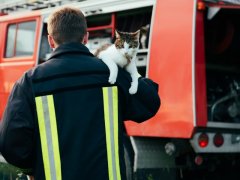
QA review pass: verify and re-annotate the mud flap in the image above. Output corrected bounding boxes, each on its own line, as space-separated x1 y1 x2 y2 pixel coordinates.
130 137 177 180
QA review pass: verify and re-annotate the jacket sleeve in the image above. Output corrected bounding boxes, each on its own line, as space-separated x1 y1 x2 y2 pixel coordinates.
0 73 35 171
117 68 161 122
124 77 161 122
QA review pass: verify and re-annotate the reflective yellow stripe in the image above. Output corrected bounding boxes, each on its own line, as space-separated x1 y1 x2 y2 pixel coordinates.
112 87 121 180
103 88 114 180
102 86 121 180
35 97 51 180
35 95 62 180
47 95 62 180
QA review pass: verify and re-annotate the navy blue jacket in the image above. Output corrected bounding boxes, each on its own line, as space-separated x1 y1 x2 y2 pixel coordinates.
0 42 160 180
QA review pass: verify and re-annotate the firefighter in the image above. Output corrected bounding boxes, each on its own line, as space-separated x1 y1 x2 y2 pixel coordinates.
0 6 160 180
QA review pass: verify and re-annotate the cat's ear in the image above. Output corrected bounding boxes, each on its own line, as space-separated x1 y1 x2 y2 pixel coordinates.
133 30 141 40
115 30 120 39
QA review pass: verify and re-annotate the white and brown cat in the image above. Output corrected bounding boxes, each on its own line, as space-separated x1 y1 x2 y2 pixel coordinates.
95 30 141 94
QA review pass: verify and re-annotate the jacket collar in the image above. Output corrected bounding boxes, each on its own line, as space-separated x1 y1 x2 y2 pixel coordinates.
47 42 94 60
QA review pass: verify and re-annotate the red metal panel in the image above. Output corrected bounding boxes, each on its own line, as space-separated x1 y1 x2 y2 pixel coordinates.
0 12 42 120
195 0 208 127
0 22 5 120
125 0 196 138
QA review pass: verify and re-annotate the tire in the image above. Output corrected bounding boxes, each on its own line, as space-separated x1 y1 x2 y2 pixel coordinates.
123 134 134 180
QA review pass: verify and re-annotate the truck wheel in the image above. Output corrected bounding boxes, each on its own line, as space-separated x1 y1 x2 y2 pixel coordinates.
123 134 134 180
124 146 133 180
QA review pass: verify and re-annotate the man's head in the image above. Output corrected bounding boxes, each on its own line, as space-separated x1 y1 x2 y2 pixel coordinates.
47 6 88 48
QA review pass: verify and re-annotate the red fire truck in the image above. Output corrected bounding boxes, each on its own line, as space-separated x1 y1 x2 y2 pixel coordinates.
1 0 240 179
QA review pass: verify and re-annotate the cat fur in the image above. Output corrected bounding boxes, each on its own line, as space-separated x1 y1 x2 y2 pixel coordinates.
95 30 141 94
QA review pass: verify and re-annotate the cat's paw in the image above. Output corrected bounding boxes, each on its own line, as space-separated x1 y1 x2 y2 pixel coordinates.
108 76 117 84
108 72 117 84
129 86 138 94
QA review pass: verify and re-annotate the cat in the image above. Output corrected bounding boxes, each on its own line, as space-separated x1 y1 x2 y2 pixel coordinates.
95 30 141 94
140 24 150 49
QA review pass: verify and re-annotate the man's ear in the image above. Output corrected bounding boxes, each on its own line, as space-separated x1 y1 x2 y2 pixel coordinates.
82 32 89 45
48 35 56 49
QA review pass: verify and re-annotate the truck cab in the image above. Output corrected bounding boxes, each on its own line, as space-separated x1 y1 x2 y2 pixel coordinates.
1 0 240 179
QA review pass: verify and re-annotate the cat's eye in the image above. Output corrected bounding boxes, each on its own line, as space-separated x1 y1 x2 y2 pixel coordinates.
130 42 138 48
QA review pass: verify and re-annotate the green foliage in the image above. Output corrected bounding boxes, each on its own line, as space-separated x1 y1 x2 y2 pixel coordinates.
0 162 18 173
147 173 153 180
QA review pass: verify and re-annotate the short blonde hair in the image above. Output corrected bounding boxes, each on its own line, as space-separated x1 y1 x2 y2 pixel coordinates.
47 6 87 45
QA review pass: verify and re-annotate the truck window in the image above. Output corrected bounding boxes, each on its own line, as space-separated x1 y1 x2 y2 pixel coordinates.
5 21 36 58
5 24 16 58
39 23 52 64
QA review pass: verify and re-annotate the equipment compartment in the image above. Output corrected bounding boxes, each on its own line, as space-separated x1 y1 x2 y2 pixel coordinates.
205 7 240 123
85 6 153 76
